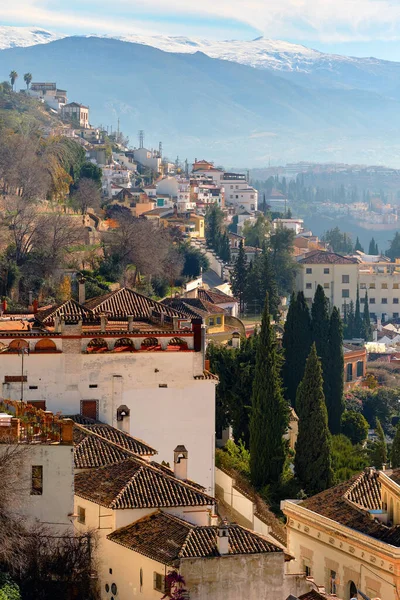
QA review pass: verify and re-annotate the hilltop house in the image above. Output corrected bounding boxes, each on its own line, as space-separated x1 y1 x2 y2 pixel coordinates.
0 287 217 492
61 102 89 128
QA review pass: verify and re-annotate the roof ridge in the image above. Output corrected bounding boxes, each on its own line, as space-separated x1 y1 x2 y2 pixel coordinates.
75 423 144 459
110 463 144 509
81 422 157 454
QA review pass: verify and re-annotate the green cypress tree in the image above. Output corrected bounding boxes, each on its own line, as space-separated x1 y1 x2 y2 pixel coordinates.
354 236 364 252
295 343 333 495
369 237 377 255
311 285 330 402
250 294 289 487
363 291 373 341
354 285 363 338
282 291 312 406
347 300 355 339
261 248 280 319
391 422 400 468
231 240 247 313
230 333 259 447
326 307 345 435
369 418 387 469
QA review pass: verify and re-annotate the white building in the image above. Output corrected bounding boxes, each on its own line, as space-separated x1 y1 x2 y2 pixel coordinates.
132 147 161 172
192 164 257 212
156 177 196 212
0 289 217 493
273 219 304 235
27 82 68 112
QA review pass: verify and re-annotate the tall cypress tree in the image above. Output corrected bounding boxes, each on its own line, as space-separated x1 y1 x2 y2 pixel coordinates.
363 291 373 341
282 291 312 406
392 422 400 469
347 300 355 339
369 418 387 469
326 307 344 435
295 343 333 495
261 249 280 320
369 237 378 255
230 333 259 447
311 285 330 401
231 240 247 313
354 236 364 252
250 294 289 487
354 285 363 338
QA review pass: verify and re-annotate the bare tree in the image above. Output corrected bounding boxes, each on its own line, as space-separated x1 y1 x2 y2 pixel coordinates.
71 178 102 214
2 196 39 265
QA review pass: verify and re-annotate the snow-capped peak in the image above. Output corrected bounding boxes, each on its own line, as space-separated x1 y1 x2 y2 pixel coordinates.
0 26 63 50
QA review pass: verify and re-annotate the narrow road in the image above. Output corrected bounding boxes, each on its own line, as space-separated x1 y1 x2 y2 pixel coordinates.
202 270 224 287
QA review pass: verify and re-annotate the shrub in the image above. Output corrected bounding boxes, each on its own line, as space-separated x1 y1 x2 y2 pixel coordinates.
341 411 369 445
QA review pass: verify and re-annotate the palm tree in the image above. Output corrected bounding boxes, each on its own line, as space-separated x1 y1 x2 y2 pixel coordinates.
9 71 18 91
23 73 32 89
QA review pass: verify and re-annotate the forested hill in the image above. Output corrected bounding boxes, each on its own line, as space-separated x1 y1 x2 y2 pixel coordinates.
2 37 400 165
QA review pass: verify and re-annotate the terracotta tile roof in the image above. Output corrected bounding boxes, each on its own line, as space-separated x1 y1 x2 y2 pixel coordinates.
388 468 400 486
193 370 219 381
74 428 132 468
36 299 95 324
301 469 400 546
107 511 282 564
74 458 215 509
162 297 226 318
84 287 185 319
298 250 358 265
198 288 237 305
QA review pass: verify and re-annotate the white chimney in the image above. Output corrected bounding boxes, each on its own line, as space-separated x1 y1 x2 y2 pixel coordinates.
100 314 108 333
217 519 230 555
173 445 188 480
231 332 241 349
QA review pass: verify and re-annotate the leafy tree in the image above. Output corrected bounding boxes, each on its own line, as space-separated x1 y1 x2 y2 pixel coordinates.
368 418 387 469
231 240 247 313
219 231 231 262
9 71 18 91
282 292 312 406
249 294 289 487
354 285 363 338
321 227 353 254
341 411 368 445
268 226 298 294
70 177 102 214
23 73 32 90
363 290 373 341
207 343 236 439
205 204 224 251
295 343 333 495
386 232 400 261
331 434 368 483
79 162 102 186
326 307 344 435
369 237 379 255
242 214 269 248
354 236 364 252
180 245 209 278
0 572 20 600
391 422 400 468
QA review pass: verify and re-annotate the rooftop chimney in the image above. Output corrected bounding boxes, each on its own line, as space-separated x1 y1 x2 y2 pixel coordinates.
173 445 188 480
217 519 230 555
231 332 241 349
127 316 134 332
60 419 74 445
78 277 86 305
100 314 108 333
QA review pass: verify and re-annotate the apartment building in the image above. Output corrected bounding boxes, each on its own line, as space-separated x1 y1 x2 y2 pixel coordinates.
296 250 400 321
192 162 257 212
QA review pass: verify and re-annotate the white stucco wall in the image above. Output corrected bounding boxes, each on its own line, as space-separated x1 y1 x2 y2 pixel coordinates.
0 349 215 493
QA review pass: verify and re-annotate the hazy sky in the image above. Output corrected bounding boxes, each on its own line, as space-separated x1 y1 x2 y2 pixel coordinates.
2 0 400 60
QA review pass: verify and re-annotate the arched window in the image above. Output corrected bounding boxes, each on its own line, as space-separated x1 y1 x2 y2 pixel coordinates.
113 338 136 353
35 339 58 353
141 337 161 351
8 339 28 353
167 337 188 351
87 338 108 353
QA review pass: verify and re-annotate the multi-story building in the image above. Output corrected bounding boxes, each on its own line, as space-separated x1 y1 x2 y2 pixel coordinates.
192 162 257 212
282 467 400 600
27 82 68 111
0 287 217 493
296 250 400 321
61 102 89 128
132 147 161 172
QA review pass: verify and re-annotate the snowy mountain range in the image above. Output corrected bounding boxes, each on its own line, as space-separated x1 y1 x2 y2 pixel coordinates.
0 25 398 90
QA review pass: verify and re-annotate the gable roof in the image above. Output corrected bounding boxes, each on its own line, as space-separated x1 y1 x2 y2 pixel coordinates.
162 297 226 319
298 250 358 265
36 299 95 324
107 510 282 565
84 287 185 319
74 457 214 509
198 288 237 305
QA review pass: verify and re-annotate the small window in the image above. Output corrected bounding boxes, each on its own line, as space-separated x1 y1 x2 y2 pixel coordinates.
360 283 366 289
342 275 350 283
323 283 330 289
330 570 337 595
140 568 143 593
323 268 330 275
394 298 399 304
382 298 388 304
306 283 312 289
159 384 168 388
306 268 312 274
370 298 376 304
357 361 364 377
370 312 376 319
394 313 399 318
89 384 98 389
360 297 365 303
77 506 86 524
29 385 38 390
346 363 353 382
305 565 311 577
394 283 399 290
370 283 376 289
216 317 222 324
342 289 350 298
209 318 215 326
153 572 165 593
31 465 43 495
382 283 388 289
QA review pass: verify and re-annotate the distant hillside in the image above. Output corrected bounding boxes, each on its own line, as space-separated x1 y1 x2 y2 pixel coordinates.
0 84 62 131
1 37 400 165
